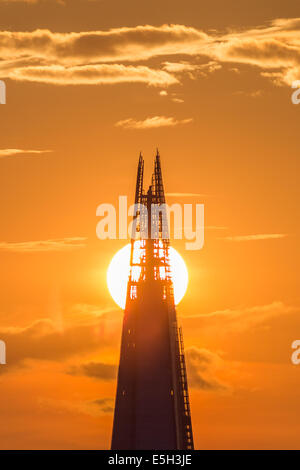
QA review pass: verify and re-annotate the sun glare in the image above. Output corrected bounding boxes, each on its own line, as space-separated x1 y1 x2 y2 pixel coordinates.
107 244 188 309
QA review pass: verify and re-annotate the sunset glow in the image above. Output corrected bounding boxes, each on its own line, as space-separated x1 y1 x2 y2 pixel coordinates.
1 0 300 451
107 243 188 309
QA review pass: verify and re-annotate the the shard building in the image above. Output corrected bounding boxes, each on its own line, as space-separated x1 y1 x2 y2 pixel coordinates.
111 151 194 450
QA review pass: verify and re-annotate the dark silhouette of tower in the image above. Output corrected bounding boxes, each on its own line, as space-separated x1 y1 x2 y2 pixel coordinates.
111 151 194 450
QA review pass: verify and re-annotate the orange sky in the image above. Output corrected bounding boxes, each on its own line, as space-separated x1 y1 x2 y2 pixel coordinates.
0 0 300 450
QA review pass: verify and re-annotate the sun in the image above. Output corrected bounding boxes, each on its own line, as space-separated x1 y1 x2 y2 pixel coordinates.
107 244 188 309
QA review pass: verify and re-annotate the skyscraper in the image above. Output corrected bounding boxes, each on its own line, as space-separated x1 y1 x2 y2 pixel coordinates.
111 151 194 450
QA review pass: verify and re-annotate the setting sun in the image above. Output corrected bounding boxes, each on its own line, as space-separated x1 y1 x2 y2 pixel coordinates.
107 243 188 309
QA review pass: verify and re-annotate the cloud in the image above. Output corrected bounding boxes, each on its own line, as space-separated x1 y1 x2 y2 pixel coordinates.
211 18 300 85
69 304 117 325
163 60 221 76
185 347 229 391
184 302 297 333
220 233 288 242
0 19 300 87
0 237 87 252
90 398 114 415
0 310 121 373
67 361 117 380
163 61 199 73
3 64 178 87
0 25 208 64
39 397 114 418
0 149 52 158
115 116 193 129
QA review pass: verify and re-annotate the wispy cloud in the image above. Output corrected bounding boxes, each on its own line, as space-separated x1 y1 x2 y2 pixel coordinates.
212 18 300 85
184 302 297 333
0 311 121 374
163 61 199 73
186 347 229 391
38 397 114 418
0 25 208 64
163 60 221 76
220 233 288 242
5 64 178 87
115 116 193 129
0 19 299 87
0 237 87 253
67 361 117 381
0 149 52 158
91 398 114 415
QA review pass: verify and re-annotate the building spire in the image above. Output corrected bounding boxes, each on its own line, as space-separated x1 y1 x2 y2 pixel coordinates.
134 152 144 205
154 149 165 204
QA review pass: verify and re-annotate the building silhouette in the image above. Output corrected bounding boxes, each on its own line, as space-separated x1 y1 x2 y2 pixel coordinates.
111 151 194 450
